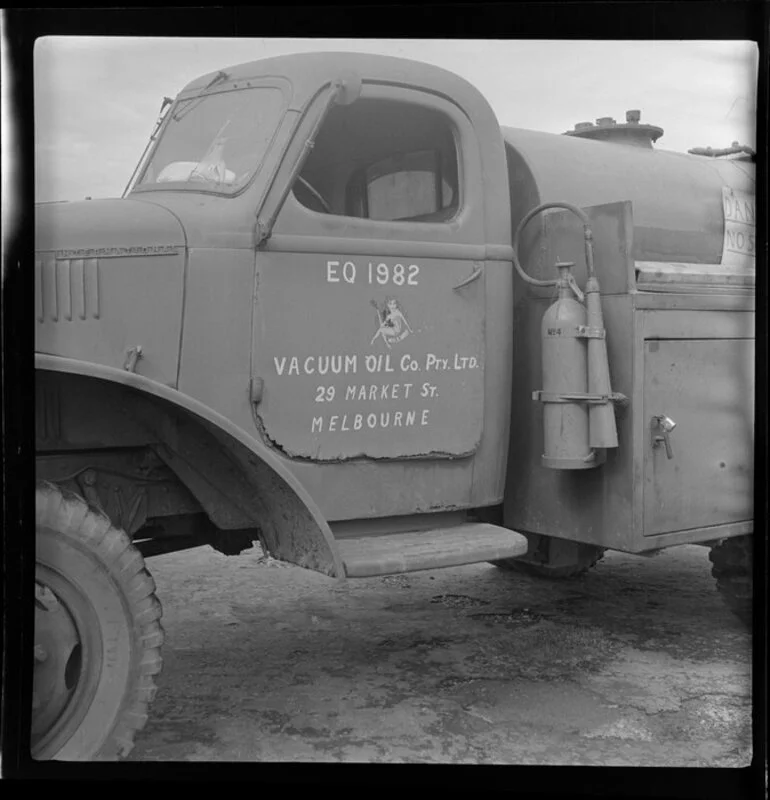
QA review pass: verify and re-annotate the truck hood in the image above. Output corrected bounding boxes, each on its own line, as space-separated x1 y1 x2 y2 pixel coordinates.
35 196 187 388
35 196 186 254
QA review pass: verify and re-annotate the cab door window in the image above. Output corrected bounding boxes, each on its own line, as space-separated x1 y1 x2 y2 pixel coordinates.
290 97 460 224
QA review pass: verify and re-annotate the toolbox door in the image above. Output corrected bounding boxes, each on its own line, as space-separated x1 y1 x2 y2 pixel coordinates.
643 338 754 535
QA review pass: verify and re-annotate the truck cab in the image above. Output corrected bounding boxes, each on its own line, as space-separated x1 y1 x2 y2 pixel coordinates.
37 52 517 525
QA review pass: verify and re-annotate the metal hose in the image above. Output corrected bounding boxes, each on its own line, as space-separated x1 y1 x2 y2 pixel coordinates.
512 201 596 286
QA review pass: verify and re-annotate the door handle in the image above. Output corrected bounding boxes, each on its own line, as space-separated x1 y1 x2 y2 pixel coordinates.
651 415 676 459
453 264 483 291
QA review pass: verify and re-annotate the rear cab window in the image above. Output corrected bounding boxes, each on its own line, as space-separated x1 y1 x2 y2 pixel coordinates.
359 149 457 222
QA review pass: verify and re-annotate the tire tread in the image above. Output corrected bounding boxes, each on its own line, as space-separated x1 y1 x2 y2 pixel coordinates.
35 480 164 760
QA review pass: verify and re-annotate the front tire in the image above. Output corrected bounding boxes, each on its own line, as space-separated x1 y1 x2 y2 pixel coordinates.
33 482 164 760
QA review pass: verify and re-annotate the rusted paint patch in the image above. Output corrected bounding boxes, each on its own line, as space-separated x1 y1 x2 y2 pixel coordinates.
253 403 476 464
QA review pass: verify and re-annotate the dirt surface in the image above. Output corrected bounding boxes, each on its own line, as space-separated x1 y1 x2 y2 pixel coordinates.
127 544 752 766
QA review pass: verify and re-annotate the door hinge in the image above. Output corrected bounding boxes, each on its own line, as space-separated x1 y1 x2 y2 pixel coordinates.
250 376 264 406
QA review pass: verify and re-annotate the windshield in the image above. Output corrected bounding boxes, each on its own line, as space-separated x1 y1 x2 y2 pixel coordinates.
133 86 285 194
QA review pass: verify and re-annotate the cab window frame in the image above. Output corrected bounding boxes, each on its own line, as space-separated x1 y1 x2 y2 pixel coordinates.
130 78 291 199
278 84 475 236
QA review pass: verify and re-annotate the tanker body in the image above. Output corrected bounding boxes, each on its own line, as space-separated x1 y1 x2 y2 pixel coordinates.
32 52 755 760
499 119 754 580
503 124 755 264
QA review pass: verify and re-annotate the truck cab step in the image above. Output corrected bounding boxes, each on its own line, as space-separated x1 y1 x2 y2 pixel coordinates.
337 523 528 578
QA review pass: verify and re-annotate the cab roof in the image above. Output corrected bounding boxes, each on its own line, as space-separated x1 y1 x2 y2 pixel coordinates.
181 51 486 112
179 51 512 250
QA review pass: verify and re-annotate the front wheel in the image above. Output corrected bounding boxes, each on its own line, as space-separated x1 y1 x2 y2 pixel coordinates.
33 482 164 760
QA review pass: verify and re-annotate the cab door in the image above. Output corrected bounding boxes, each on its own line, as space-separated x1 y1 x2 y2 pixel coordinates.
252 84 488 462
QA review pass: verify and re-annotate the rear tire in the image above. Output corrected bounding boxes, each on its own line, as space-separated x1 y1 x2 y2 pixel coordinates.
492 534 605 579
709 535 752 627
34 481 164 760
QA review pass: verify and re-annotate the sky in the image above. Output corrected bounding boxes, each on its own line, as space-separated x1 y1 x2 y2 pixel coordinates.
33 38 758 203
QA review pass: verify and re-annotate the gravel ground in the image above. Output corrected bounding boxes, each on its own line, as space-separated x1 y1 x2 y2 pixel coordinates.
127 543 753 766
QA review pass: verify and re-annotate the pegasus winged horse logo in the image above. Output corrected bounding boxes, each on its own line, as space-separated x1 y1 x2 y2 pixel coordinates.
370 298 413 349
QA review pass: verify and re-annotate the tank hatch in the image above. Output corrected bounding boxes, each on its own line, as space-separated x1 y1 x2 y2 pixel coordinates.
563 110 663 148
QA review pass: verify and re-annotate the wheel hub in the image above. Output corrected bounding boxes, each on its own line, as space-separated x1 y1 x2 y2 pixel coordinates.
32 580 83 740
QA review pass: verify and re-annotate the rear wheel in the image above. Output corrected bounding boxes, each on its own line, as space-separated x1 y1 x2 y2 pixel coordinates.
492 533 605 579
33 482 164 760
709 535 752 627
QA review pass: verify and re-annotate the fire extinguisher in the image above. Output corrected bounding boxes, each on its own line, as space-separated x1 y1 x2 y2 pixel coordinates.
512 202 626 469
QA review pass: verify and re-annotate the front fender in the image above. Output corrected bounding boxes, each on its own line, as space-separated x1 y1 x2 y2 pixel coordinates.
36 353 345 577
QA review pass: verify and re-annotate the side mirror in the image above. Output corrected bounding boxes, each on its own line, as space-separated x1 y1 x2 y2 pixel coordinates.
333 70 362 106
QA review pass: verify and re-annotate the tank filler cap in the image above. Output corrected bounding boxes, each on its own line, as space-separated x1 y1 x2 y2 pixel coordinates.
563 109 663 148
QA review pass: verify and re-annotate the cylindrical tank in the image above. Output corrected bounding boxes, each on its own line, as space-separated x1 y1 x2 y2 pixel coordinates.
502 125 755 264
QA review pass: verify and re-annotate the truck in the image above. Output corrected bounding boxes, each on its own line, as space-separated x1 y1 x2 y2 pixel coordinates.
33 52 755 760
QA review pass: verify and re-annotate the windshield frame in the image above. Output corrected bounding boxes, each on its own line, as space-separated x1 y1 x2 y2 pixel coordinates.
129 77 291 199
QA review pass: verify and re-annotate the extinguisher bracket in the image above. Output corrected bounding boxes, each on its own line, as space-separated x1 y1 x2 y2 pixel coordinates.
542 449 607 470
576 325 605 339
543 325 605 339
533 390 628 406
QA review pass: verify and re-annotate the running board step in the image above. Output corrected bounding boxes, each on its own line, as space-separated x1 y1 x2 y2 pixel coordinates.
338 524 528 578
